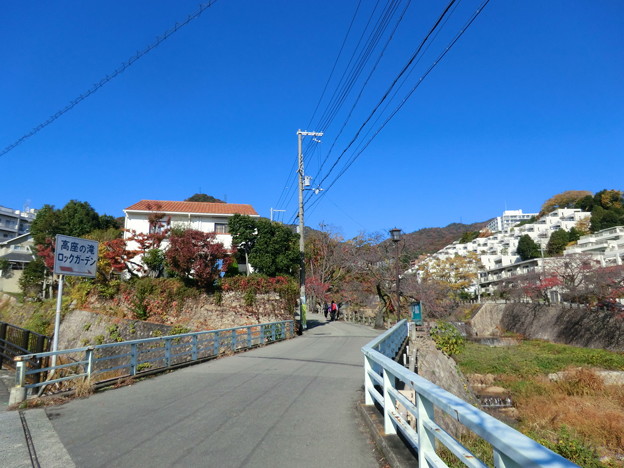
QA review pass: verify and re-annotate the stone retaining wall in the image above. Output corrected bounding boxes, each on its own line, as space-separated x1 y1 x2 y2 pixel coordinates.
471 303 624 351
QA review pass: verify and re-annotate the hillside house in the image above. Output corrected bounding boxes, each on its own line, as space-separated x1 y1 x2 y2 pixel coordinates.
0 234 35 293
123 200 260 274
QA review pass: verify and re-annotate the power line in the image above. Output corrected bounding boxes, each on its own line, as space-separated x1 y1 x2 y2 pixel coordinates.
286 1 409 225
307 0 492 217
313 0 459 194
0 1 219 159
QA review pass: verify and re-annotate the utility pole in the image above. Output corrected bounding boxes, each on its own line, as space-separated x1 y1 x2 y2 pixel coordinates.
270 208 285 223
297 129 323 333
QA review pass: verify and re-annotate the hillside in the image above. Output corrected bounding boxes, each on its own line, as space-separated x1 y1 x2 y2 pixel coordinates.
401 220 491 257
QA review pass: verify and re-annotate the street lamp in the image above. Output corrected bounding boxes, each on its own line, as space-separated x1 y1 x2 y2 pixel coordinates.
390 228 402 321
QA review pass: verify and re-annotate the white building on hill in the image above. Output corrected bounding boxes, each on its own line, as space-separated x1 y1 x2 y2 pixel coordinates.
486 209 538 233
0 205 37 241
565 226 624 266
407 208 592 274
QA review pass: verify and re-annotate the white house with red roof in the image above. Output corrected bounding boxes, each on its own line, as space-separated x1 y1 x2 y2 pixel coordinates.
123 199 260 250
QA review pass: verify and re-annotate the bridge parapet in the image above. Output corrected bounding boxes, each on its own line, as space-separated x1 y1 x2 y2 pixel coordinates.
11 320 294 405
362 320 579 467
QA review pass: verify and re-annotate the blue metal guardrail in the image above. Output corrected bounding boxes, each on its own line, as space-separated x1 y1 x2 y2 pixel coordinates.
362 320 579 468
12 320 294 401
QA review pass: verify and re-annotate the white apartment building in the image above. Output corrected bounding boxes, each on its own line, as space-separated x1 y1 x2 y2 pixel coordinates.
486 209 538 233
0 205 37 241
407 208 592 275
564 226 624 266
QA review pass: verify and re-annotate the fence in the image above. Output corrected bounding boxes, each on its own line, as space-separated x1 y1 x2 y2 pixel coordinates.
12 320 294 403
0 322 51 384
362 320 578 468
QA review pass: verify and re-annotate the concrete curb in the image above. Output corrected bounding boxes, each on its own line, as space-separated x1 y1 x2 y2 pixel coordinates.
356 402 417 468
0 409 75 468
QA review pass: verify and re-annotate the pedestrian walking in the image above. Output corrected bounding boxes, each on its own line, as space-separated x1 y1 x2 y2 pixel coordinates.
330 300 337 321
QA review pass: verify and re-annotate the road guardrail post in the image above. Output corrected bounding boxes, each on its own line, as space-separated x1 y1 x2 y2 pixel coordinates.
192 335 198 361
9 357 27 405
165 338 172 367
383 368 397 435
130 343 138 375
364 355 374 405
417 393 436 466
86 346 95 379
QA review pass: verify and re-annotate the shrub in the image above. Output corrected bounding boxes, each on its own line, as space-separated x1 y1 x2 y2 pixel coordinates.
429 321 465 356
68 279 94 307
532 426 604 468
170 325 190 335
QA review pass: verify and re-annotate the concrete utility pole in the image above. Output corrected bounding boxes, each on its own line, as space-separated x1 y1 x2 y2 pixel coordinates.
297 129 323 333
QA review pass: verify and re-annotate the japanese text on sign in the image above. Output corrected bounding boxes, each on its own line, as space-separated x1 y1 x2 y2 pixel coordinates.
53 235 99 277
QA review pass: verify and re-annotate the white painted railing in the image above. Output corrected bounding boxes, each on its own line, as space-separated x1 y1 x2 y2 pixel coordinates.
362 320 579 467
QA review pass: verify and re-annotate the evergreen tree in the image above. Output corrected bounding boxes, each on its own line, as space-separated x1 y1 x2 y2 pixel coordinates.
546 229 569 256
516 235 541 261
228 215 299 277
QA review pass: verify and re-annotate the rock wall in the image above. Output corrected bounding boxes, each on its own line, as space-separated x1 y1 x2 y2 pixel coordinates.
413 331 478 437
58 310 173 350
471 303 624 351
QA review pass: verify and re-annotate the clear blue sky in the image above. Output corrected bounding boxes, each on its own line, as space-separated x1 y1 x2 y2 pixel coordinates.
2 1 622 240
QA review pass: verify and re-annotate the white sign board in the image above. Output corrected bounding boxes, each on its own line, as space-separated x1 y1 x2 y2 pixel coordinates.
53 234 99 277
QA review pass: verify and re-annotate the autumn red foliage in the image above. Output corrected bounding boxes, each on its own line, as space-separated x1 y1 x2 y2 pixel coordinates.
165 229 233 289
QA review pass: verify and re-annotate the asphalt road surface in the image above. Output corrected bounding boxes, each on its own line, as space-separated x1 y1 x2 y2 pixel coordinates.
46 314 383 467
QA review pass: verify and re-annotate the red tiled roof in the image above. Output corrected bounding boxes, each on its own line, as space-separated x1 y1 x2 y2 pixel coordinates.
124 200 259 216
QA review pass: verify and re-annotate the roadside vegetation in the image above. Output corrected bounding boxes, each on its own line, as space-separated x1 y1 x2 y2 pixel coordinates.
454 340 624 467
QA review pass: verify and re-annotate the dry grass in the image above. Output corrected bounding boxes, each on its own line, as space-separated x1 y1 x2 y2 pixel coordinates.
515 368 624 458
74 377 95 398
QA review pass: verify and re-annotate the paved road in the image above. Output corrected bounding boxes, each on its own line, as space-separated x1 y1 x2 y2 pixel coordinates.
42 314 382 467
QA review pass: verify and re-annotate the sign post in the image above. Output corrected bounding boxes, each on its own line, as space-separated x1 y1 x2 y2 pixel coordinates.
51 235 98 368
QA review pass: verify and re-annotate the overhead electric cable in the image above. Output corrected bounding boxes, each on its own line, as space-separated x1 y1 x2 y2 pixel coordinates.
313 0 459 194
306 0 491 217
305 0 364 130
312 0 411 182
0 1 219 158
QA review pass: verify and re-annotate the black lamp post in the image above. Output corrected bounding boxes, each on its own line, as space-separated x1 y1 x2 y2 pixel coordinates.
389 228 402 321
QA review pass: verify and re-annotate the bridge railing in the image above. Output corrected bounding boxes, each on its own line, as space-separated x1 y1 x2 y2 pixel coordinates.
362 320 578 468
12 320 294 402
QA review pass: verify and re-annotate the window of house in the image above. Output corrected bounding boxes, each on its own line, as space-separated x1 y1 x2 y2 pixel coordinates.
149 221 168 234
214 223 229 234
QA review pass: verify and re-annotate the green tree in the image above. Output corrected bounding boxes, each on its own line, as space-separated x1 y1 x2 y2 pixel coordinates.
59 200 101 237
568 227 582 243
229 213 259 271
19 258 47 297
458 231 479 244
516 235 541 261
546 229 569 256
143 248 166 278
228 215 299 277
185 193 224 203
589 190 624 232
30 204 62 246
250 219 299 277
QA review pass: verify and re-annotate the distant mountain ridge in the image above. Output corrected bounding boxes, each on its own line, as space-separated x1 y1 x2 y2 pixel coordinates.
401 220 491 257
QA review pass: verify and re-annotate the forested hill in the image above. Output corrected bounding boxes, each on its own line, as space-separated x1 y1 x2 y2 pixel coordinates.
402 220 490 257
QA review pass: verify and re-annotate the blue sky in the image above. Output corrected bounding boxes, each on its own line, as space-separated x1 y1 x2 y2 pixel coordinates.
2 1 622 240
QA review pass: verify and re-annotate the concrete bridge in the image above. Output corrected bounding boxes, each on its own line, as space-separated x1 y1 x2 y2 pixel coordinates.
1 314 386 467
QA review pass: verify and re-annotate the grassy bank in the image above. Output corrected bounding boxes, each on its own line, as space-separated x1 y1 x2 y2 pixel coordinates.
454 340 624 467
